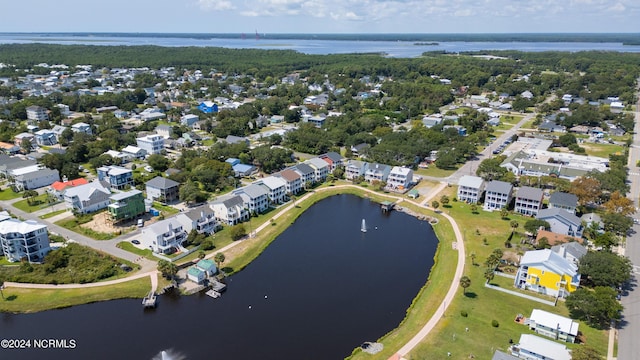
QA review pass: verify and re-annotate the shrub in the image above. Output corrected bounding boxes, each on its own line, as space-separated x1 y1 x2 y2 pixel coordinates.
460 310 468 317
491 320 499 327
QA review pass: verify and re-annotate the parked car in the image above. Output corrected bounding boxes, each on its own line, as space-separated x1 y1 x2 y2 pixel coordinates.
131 239 140 244
137 219 144 227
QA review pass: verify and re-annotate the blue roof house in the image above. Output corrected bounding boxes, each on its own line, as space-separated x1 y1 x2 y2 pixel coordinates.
198 101 218 114
196 259 217 276
225 158 241 166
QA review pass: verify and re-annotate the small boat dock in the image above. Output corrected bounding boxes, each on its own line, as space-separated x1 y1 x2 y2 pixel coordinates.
380 201 394 212
206 289 221 298
206 279 227 299
142 291 157 308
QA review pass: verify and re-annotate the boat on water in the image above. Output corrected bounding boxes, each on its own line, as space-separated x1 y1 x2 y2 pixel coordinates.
361 219 367 233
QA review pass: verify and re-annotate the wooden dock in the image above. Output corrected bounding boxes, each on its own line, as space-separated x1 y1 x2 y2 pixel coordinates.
142 291 157 308
381 201 395 212
205 289 221 298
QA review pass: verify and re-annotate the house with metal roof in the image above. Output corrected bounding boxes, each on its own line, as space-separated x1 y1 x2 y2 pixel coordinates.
387 166 414 190
457 175 485 204
13 167 60 191
145 176 180 203
551 242 587 266
141 218 187 254
528 309 579 343
510 334 571 360
97 165 134 190
344 160 368 181
176 205 219 235
305 158 330 183
210 194 249 226
62 180 111 214
0 218 50 263
292 163 316 187
483 180 513 211
549 192 578 214
187 266 206 284
255 176 287 205
514 186 544 216
233 184 269 214
536 208 583 238
364 163 391 184
514 249 580 298
196 259 217 276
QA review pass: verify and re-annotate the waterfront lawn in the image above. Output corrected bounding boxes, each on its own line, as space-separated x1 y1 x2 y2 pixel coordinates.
55 217 115 240
0 188 21 201
0 277 150 313
12 194 54 213
39 209 69 219
407 187 608 359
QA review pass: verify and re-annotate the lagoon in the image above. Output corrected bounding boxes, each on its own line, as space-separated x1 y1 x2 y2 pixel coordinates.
1 195 438 360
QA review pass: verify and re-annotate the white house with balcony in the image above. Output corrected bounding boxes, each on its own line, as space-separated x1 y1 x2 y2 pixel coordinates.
457 175 485 204
71 122 92 135
140 218 187 254
136 134 164 155
274 168 302 195
255 176 287 205
176 205 219 235
0 218 50 263
305 158 330 183
62 180 111 214
26 105 48 121
345 160 368 180
365 163 391 183
210 194 249 225
387 166 413 190
233 184 269 214
483 180 513 211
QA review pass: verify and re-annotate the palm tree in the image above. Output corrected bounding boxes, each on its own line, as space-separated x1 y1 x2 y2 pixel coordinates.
157 260 177 280
484 268 495 284
470 204 478 213
510 220 519 234
431 200 440 212
500 207 509 219
214 252 226 272
460 276 471 294
470 252 477 266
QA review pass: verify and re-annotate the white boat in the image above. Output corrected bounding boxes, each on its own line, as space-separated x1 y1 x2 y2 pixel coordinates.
361 219 367 233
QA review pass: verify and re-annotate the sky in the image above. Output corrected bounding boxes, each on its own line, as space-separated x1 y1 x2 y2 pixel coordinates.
1 0 639 34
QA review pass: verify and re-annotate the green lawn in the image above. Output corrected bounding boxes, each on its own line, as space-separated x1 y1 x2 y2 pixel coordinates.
39 209 69 219
0 189 22 200
521 117 538 130
202 138 215 146
407 187 609 359
152 202 179 216
12 194 56 213
117 241 156 261
415 167 457 179
0 257 19 266
0 277 150 313
579 142 625 158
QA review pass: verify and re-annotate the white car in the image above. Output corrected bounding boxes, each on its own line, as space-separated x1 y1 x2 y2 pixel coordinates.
144 165 153 172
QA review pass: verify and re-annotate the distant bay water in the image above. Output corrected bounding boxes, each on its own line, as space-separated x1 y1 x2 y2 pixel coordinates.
1 33 640 57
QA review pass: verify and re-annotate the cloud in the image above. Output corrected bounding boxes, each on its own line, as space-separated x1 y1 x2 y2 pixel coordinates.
197 0 235 10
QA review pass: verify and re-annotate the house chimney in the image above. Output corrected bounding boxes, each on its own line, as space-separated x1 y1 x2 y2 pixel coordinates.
201 211 205 219
168 222 173 232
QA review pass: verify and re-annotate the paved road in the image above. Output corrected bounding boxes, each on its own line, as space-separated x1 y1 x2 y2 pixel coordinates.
617 87 640 360
0 197 156 272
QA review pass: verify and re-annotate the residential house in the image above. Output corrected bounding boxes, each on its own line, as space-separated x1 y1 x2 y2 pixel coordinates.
581 213 604 233
527 309 579 343
180 114 199 127
233 184 269 214
196 258 217 276
274 169 302 195
350 143 370 157
13 167 60 191
140 108 166 121
210 194 249 225
551 241 588 265
483 180 513 211
305 158 330 183
0 142 21 154
514 249 580 298
145 176 180 203
457 175 485 204
198 101 219 113
187 267 206 284
97 165 134 190
107 189 145 222
318 152 344 172
548 192 578 214
537 120 566 133
71 122 92 135
292 163 316 188
514 186 544 217
34 129 57 146
176 205 219 235
48 177 88 199
535 230 583 248
492 350 519 360
536 208 583 238
136 134 164 155
0 156 36 177
255 176 287 204
141 218 187 254
224 135 249 146
121 145 147 160
26 105 48 121
155 125 173 139
510 334 571 360
387 166 413 190
345 160 368 180
0 218 50 263
51 125 68 142
14 132 35 147
364 163 391 184
306 115 326 128
62 181 111 214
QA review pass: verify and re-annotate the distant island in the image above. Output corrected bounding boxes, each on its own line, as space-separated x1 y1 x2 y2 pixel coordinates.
414 42 439 46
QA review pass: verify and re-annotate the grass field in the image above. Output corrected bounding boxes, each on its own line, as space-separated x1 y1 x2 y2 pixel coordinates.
117 241 156 261
407 186 608 359
55 218 115 240
12 194 55 213
0 189 22 201
0 277 150 313
415 167 457 179
39 209 69 219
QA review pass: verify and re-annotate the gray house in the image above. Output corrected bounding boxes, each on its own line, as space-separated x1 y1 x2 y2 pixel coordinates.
457 175 485 204
145 176 180 203
483 180 513 211
536 208 583 238
549 192 579 214
514 186 544 216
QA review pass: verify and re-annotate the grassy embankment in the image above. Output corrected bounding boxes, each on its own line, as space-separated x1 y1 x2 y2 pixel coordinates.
39 209 69 219
0 277 150 313
407 186 608 360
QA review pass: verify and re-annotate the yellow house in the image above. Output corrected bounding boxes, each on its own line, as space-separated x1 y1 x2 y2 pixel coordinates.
514 249 580 298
